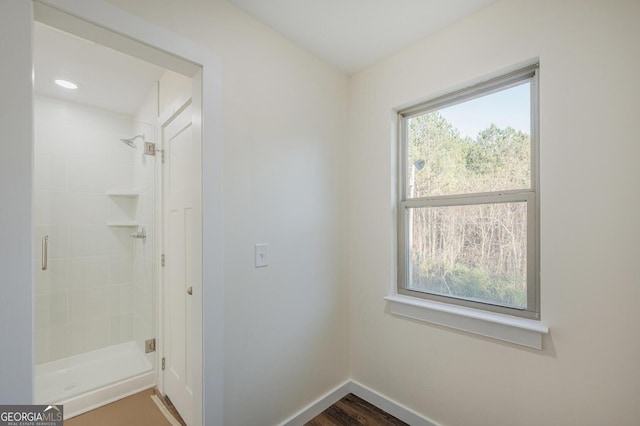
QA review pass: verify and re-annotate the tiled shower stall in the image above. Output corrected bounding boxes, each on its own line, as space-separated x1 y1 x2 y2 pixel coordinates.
33 96 156 406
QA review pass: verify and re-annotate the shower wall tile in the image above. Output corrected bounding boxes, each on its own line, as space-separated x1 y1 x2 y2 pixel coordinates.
67 159 108 193
133 317 145 355
34 328 50 365
34 123 69 157
107 164 134 191
134 258 154 294
48 326 74 361
34 225 69 261
109 313 134 345
64 131 108 164
49 293 69 327
34 190 67 225
67 289 88 322
107 284 134 315
109 256 134 285
36 192 108 226
134 228 154 260
47 323 88 359
34 265 52 296
66 193 108 225
137 157 155 192
86 287 109 319
108 133 135 166
85 318 110 352
36 98 75 128
35 259 70 295
34 156 67 191
134 285 153 324
68 257 109 290
34 295 50 330
68 323 87 356
35 293 68 330
68 226 132 257
139 192 154 223
133 312 153 355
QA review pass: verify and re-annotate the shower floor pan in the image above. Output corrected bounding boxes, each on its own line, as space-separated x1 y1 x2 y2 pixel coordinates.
35 341 155 418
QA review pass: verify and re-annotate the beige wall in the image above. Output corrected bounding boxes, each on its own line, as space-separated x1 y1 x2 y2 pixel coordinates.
348 1 640 424
106 1 350 425
99 0 640 424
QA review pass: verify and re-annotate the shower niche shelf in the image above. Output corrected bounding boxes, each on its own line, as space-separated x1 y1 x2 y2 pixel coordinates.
106 190 140 198
107 189 140 228
107 221 139 227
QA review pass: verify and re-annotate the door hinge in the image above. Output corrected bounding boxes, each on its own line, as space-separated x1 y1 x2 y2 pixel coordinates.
162 357 166 370
144 142 165 163
161 254 165 267
145 338 156 353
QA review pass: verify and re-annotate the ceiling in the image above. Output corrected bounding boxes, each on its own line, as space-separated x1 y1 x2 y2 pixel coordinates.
228 0 497 74
32 1 496 112
33 22 165 116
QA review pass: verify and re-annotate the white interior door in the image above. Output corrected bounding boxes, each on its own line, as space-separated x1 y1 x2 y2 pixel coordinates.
162 101 194 425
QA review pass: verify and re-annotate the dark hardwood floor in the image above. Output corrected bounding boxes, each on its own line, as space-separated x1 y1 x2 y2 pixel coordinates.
306 394 408 426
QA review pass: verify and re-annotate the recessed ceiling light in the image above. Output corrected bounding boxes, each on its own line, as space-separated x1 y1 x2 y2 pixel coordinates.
54 79 78 90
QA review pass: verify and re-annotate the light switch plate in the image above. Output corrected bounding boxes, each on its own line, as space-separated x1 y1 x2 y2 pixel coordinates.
255 243 268 268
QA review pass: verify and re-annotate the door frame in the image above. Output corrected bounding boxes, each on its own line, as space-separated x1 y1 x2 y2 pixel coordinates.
28 1 224 425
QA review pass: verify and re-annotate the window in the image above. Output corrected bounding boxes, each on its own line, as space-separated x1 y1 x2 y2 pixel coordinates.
397 64 539 320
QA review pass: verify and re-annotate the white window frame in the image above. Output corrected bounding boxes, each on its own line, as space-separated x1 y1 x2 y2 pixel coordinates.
396 64 540 321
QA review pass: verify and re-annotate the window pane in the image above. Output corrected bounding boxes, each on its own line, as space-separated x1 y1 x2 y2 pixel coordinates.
407 83 531 198
407 202 527 309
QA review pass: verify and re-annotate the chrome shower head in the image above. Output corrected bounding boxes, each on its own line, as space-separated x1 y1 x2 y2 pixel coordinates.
120 134 145 148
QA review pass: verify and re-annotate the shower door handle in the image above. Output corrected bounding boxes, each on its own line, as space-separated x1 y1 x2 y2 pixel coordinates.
42 236 48 271
187 286 193 295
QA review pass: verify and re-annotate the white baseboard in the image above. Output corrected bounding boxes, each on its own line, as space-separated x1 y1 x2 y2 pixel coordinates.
279 381 351 426
349 381 439 426
62 371 155 419
279 379 438 426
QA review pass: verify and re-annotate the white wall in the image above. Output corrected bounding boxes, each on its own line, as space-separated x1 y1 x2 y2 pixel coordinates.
105 2 350 425
0 0 34 404
158 70 191 120
349 1 640 424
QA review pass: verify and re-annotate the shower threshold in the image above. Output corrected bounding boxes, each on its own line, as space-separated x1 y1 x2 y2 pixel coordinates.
35 341 154 418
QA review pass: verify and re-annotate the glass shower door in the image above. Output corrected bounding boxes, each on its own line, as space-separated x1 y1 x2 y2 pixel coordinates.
33 96 157 404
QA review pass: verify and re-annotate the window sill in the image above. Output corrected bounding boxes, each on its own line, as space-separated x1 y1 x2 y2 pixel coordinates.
384 294 549 349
